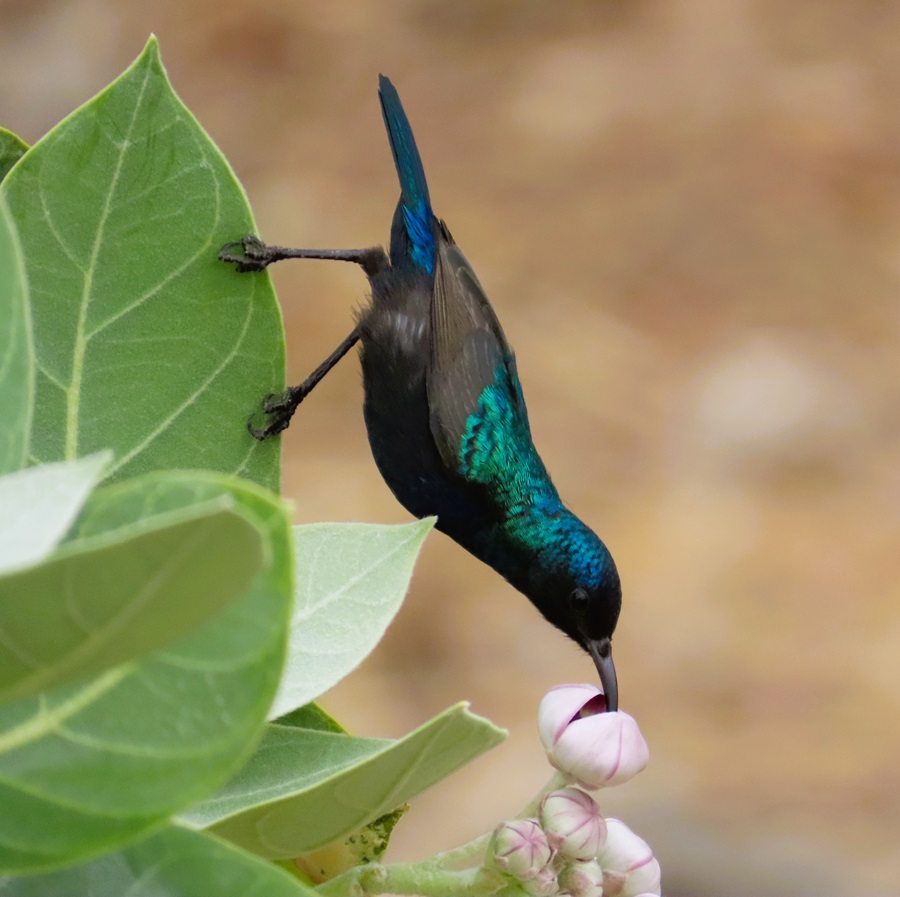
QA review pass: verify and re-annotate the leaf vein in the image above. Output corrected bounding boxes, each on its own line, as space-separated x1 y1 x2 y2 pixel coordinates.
65 58 154 459
0 665 132 755
297 532 419 619
104 286 255 479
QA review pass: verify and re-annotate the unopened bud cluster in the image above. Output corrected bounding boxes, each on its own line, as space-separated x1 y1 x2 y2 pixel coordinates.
489 788 660 897
488 685 661 896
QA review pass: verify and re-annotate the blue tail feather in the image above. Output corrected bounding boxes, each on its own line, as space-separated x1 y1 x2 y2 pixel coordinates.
379 75 435 273
378 75 431 211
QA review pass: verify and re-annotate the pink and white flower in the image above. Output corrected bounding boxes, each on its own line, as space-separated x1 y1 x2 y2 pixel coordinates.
538 684 649 789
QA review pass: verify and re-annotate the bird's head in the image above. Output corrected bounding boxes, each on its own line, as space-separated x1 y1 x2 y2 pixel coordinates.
497 511 622 708
526 514 622 710
527 537 622 711
564 580 621 712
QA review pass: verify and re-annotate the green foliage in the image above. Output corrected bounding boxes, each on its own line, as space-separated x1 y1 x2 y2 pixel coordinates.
0 35 504 894
0 127 27 182
0 472 290 872
0 453 109 574
0 39 283 491
291 806 408 884
271 519 435 718
185 703 506 858
0 824 317 897
0 195 31 474
0 467 273 702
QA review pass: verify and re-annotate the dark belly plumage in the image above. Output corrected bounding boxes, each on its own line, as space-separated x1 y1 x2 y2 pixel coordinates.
358 271 489 537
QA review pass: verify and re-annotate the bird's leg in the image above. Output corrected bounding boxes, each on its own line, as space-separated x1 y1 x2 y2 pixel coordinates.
249 325 362 440
219 235 388 277
219 236 389 439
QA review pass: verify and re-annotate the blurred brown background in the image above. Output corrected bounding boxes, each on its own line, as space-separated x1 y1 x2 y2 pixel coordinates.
3 1 899 894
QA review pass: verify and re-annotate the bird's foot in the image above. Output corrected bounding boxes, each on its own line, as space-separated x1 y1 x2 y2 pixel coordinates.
247 385 311 440
218 235 275 273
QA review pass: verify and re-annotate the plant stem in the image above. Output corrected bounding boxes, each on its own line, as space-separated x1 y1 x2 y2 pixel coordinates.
427 832 492 870
516 769 569 818
316 861 509 897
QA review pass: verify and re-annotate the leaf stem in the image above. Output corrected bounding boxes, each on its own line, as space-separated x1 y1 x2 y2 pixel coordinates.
316 861 509 897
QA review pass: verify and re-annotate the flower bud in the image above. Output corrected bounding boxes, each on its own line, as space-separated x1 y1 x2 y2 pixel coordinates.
598 818 661 896
490 818 552 882
538 684 649 789
558 860 605 897
539 787 607 861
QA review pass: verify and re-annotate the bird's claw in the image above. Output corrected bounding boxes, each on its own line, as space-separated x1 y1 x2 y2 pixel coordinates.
247 386 312 440
247 391 297 440
219 235 272 273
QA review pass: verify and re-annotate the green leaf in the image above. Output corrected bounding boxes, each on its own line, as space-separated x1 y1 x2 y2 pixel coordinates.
0 37 284 491
0 823 315 897
276 703 347 734
0 469 272 703
270 519 434 719
0 196 32 475
0 453 110 578
0 474 292 873
184 702 507 858
292 806 407 884
0 128 28 183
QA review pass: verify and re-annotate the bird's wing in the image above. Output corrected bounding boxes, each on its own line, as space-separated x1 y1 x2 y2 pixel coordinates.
427 227 525 471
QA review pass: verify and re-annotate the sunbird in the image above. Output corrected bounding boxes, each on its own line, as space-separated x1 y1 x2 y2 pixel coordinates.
221 76 622 709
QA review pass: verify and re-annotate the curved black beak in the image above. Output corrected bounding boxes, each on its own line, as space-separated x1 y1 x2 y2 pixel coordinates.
588 637 618 712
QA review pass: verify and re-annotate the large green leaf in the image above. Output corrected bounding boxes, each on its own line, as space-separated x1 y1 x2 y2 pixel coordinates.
0 474 292 873
0 196 32 475
185 703 507 858
0 824 315 897
0 469 272 703
270 519 434 719
0 128 27 183
0 453 109 577
0 37 284 491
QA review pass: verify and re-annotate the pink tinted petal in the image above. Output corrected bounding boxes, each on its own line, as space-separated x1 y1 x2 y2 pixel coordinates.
553 711 649 789
599 820 661 896
537 684 602 750
540 787 607 860
599 818 654 872
622 857 661 896
603 861 661 897
491 818 552 882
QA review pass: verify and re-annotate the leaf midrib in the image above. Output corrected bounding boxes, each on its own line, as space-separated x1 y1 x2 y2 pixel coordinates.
0 665 131 755
65 61 153 460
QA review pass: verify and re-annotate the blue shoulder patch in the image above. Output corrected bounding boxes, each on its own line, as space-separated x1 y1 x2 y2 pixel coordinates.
402 197 435 273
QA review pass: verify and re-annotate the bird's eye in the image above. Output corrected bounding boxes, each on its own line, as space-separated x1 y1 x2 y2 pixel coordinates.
570 587 589 608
